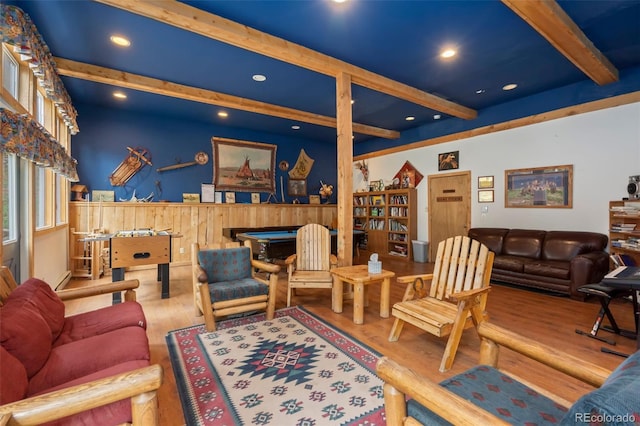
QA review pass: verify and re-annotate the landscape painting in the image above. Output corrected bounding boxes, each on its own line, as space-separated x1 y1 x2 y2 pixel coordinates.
212 137 276 192
505 164 573 208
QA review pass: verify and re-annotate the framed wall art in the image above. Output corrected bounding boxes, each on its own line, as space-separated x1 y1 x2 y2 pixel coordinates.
478 190 494 203
438 151 459 171
505 164 573 208
212 136 276 192
288 178 307 196
478 176 494 189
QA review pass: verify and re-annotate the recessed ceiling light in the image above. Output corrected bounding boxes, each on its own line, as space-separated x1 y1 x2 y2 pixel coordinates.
475 89 486 94
217 111 228 118
440 48 457 59
433 114 441 120
502 83 518 91
252 74 266 82
110 35 131 47
113 91 127 99
405 116 415 121
291 125 301 130
333 0 348 3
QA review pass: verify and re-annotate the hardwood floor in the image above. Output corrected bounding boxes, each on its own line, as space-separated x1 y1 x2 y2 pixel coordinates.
63 256 637 425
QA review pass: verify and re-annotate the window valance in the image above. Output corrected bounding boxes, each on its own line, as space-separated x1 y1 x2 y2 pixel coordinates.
1 5 79 135
1 108 78 181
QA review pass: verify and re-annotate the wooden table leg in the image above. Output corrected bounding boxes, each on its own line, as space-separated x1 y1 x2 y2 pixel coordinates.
332 276 344 313
354 283 365 325
380 277 391 318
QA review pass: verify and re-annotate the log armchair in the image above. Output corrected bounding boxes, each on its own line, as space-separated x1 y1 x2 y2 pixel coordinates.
192 241 280 331
377 320 639 426
388 235 494 372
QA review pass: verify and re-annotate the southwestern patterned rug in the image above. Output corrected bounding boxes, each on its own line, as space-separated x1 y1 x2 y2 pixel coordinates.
166 306 386 426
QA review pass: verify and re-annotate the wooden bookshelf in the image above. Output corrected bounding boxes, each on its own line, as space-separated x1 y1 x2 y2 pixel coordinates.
353 188 417 261
609 200 640 266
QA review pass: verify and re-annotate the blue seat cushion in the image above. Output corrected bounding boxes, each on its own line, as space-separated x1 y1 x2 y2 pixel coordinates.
407 365 568 425
208 278 269 303
560 349 640 426
197 247 252 282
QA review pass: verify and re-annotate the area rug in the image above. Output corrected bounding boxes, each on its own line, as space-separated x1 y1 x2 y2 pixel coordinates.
166 306 385 425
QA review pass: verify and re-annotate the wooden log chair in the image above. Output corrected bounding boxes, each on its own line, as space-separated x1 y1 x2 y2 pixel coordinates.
191 241 280 332
388 235 494 372
377 318 640 425
284 223 338 307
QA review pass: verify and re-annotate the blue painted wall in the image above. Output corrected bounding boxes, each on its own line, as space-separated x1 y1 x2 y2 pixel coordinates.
71 104 337 204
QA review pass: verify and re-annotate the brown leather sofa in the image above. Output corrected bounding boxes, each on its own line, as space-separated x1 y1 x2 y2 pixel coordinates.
468 228 609 299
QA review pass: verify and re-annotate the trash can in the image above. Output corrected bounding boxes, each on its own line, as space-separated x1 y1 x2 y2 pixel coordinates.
412 240 428 263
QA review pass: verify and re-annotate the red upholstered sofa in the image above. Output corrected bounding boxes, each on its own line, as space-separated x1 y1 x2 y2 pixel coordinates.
0 269 162 425
468 228 609 299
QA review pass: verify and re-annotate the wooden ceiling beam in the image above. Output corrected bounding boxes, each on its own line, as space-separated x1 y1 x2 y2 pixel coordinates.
502 0 618 85
95 0 477 120
54 57 400 140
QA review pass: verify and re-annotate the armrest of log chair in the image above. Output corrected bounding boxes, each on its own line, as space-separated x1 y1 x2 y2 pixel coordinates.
0 364 163 426
396 273 434 301
56 279 140 302
377 321 612 426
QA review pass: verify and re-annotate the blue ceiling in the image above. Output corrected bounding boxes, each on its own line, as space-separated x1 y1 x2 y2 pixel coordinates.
9 0 640 147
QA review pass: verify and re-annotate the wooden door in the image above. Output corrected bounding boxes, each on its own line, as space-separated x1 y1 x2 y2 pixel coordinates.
427 171 471 262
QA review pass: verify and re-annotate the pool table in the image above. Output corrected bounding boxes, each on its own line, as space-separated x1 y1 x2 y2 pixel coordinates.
236 229 366 261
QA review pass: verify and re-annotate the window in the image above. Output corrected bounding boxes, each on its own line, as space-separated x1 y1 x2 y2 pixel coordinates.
35 90 44 124
3 153 18 243
2 47 18 100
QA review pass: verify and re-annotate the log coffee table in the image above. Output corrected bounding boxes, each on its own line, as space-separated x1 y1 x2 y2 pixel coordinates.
331 264 395 325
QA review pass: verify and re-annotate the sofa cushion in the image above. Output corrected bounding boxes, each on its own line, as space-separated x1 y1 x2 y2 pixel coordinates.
560 349 640 425
523 259 571 280
208 278 269 303
0 297 52 378
468 228 510 254
55 301 147 347
0 344 28 404
28 326 150 395
31 360 150 426
8 278 65 340
198 246 253 282
542 231 608 261
502 229 547 259
407 365 568 425
492 255 526 273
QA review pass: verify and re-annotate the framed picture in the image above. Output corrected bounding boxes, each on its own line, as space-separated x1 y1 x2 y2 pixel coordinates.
309 195 320 204
478 190 494 203
478 176 494 189
92 190 114 202
225 192 236 204
212 136 276 192
251 193 260 204
201 183 215 202
394 161 424 188
183 193 200 203
505 164 573 208
288 179 307 196
438 151 459 171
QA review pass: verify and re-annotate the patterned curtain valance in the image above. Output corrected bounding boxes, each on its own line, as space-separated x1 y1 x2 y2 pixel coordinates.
1 5 79 135
1 108 78 181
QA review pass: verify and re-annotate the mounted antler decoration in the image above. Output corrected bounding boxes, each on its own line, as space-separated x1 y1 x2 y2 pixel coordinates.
354 160 369 181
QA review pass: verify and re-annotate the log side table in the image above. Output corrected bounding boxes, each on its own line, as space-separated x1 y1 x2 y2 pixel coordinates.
331 264 395 325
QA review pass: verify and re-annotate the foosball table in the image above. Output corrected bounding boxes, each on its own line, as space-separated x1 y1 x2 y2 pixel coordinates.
110 229 172 303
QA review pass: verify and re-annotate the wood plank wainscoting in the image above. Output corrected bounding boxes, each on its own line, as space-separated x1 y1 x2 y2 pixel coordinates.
69 202 337 264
